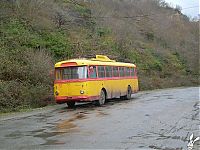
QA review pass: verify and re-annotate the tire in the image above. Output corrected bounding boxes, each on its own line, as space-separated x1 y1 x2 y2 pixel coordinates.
67 101 75 108
125 86 132 100
95 90 106 106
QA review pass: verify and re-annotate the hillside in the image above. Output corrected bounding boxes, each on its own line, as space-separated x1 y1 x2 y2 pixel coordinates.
0 0 199 112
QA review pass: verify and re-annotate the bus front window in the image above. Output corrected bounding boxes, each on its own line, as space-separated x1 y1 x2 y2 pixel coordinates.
55 66 87 80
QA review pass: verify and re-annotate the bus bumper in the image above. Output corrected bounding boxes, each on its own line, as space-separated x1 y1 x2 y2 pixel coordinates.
55 95 99 104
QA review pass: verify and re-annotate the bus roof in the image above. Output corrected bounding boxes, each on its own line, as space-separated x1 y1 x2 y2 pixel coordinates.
55 55 136 68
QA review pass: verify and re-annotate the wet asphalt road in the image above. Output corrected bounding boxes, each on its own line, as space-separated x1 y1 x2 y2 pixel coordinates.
0 87 199 150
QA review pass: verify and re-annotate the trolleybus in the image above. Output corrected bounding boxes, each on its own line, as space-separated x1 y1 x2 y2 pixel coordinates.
54 55 139 107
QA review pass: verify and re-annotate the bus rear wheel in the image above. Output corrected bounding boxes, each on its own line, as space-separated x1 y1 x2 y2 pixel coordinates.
95 90 106 106
125 86 132 100
67 101 75 108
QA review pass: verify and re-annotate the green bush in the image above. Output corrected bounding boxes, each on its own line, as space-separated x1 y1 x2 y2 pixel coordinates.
0 80 26 112
96 27 111 37
74 4 91 17
0 80 52 112
149 60 162 71
146 32 154 41
0 49 54 113
1 18 73 59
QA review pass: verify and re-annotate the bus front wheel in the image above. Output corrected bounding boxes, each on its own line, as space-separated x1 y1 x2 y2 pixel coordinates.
95 90 106 106
67 101 75 108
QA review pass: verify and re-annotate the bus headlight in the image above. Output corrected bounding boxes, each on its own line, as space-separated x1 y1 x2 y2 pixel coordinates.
80 90 84 94
55 91 59 96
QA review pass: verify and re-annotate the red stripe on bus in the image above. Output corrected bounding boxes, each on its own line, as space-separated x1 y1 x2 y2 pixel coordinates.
54 76 138 83
55 95 99 102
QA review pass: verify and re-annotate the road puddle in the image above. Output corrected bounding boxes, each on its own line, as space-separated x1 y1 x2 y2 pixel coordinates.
149 145 183 150
30 111 89 146
35 131 62 138
167 97 174 99
30 129 45 133
56 112 87 133
5 131 23 139
41 139 66 145
96 111 109 117
58 110 66 114
57 120 77 133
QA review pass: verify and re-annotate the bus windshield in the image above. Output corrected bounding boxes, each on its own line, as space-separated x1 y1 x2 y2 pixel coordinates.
55 66 87 80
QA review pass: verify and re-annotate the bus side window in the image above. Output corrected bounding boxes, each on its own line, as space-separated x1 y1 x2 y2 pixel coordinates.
56 69 61 80
106 66 112 77
119 67 124 77
113 66 119 77
89 66 97 78
63 68 70 79
126 67 130 77
71 67 79 79
131 67 134 77
98 66 105 78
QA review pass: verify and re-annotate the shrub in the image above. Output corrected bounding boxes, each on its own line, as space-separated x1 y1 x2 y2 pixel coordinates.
0 80 26 112
0 49 54 112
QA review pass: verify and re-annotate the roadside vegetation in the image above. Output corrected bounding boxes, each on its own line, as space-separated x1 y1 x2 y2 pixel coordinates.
0 0 199 112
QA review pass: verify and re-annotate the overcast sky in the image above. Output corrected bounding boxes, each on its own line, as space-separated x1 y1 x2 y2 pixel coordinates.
164 0 199 17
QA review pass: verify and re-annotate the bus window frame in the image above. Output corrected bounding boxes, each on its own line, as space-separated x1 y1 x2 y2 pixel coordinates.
112 66 119 77
94 65 136 79
104 66 106 78
97 65 106 78
119 67 125 77
117 67 120 78
125 67 131 77
54 65 137 85
56 65 137 81
105 66 112 78
55 66 87 81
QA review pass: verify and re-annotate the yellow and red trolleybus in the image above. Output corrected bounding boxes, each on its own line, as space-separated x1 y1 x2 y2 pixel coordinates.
54 55 139 107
